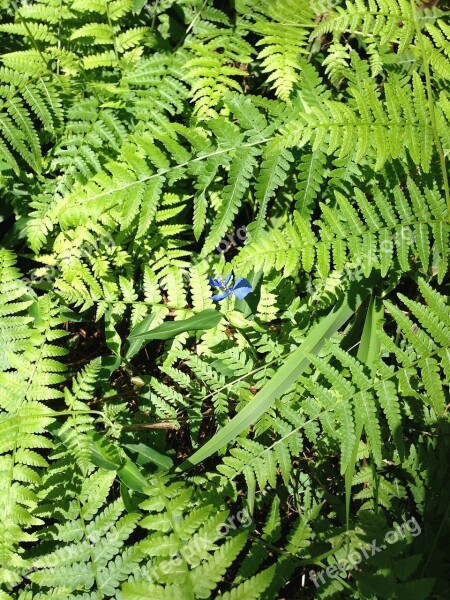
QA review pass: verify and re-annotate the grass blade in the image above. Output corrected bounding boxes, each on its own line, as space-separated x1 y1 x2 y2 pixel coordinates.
128 309 222 340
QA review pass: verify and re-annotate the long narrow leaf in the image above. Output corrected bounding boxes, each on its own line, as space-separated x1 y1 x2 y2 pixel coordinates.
127 309 222 341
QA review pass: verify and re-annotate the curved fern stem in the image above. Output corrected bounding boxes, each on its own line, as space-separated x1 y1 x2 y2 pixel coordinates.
106 0 120 65
11 0 48 68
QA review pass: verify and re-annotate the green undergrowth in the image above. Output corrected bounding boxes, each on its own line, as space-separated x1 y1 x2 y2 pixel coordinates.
0 0 449 598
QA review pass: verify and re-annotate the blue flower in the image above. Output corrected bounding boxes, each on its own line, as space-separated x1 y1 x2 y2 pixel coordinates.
209 273 252 302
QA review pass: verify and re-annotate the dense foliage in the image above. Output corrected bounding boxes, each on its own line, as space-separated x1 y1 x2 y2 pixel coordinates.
0 0 449 597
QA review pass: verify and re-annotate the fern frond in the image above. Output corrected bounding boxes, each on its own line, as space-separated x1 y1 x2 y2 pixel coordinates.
255 23 309 101
0 68 61 174
30 471 143 596
185 32 253 120
58 359 102 475
314 0 418 54
277 75 434 172
0 250 34 371
234 179 448 282
218 567 275 599
0 272 68 585
294 146 327 218
202 146 258 255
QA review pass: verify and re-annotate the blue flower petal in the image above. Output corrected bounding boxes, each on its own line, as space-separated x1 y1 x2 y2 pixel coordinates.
208 276 221 288
231 277 252 300
211 288 233 302
223 272 233 287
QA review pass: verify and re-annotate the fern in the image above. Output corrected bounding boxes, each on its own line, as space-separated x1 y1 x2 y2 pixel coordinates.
0 250 34 371
234 178 449 282
31 469 142 596
0 265 68 586
123 475 252 598
1 0 450 597
185 35 252 120
0 68 61 173
253 0 314 101
202 146 258 255
301 280 448 475
277 72 438 172
58 359 102 475
314 0 424 54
